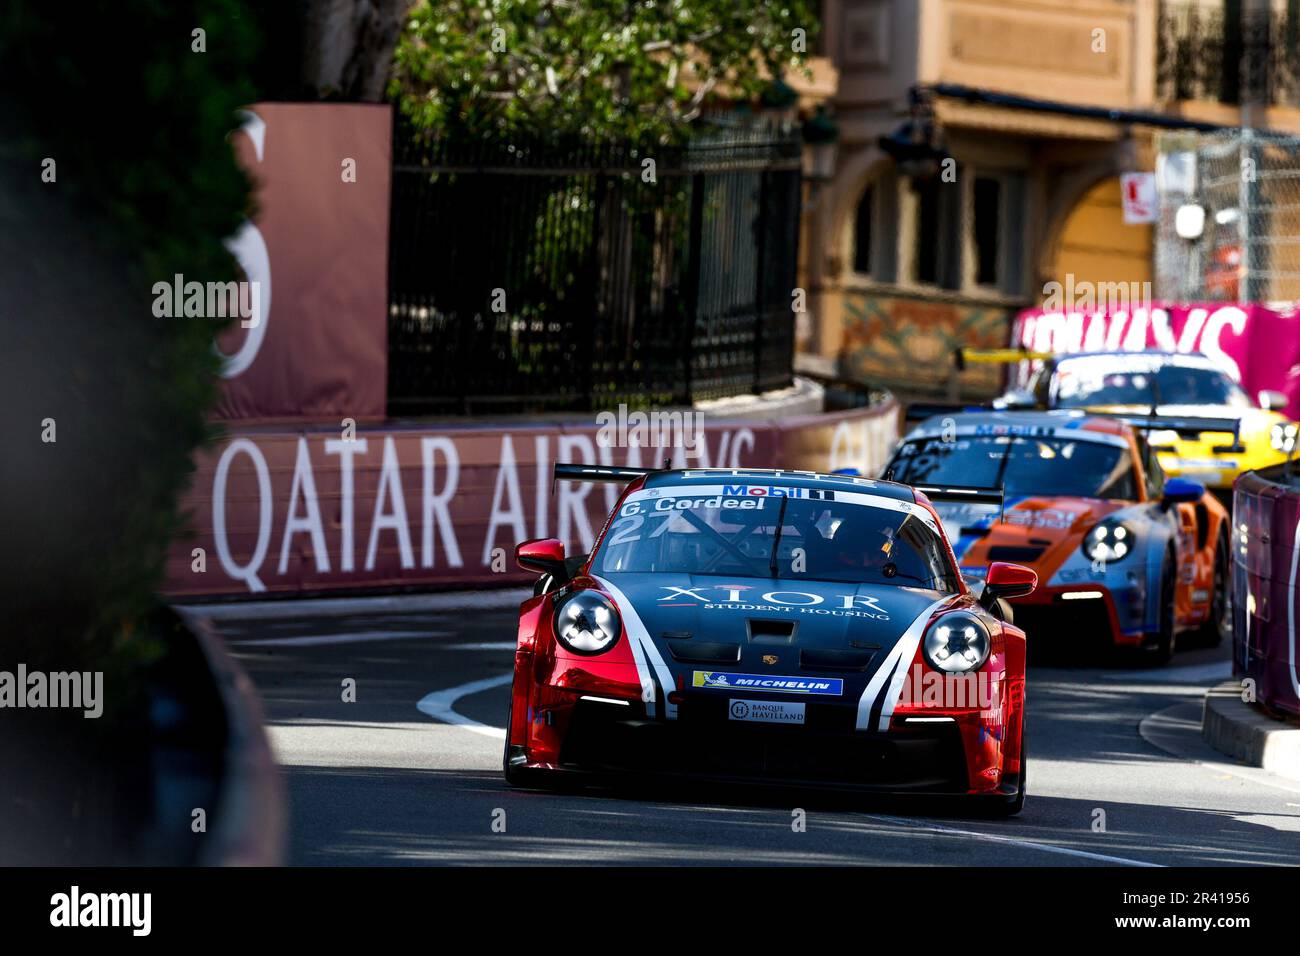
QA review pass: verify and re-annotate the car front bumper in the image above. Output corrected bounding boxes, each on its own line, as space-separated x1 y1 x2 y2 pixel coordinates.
1003 584 1146 647
514 664 1018 796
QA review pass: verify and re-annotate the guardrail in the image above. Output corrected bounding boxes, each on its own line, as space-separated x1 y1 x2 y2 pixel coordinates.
1233 469 1300 719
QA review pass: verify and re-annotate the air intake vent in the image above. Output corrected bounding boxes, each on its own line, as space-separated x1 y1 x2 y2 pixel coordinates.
746 619 797 644
665 640 741 664
986 545 1046 563
800 648 875 672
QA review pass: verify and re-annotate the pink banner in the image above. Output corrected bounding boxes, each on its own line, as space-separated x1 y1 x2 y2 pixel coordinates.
1011 303 1300 416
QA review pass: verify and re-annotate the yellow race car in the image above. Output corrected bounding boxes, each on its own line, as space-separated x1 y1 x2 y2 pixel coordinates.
986 350 1295 495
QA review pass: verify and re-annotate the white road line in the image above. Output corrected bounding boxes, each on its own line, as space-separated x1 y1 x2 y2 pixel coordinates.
863 814 1163 867
417 674 512 739
230 630 446 648
177 588 532 622
445 641 517 651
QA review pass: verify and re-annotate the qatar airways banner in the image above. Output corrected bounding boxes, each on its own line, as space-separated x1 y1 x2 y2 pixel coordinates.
163 404 899 597
1011 304 1300 414
215 103 391 423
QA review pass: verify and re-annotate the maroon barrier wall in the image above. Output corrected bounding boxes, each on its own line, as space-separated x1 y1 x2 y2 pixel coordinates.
1233 471 1300 718
214 103 391 423
163 403 899 598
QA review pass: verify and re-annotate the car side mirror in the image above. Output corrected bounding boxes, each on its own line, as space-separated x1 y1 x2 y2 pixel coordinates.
1259 389 1288 411
982 561 1037 607
1161 477 1204 506
517 538 567 579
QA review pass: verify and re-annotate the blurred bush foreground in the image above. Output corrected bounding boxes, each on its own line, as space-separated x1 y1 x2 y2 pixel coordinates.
0 0 256 862
0 0 817 861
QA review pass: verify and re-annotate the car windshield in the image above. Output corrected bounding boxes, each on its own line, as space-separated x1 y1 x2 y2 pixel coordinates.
1052 358 1250 409
889 434 1137 500
592 489 960 592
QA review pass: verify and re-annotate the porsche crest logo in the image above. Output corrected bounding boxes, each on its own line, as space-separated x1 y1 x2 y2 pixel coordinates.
761 655 779 666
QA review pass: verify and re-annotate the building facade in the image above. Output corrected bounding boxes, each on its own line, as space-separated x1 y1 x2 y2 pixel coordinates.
797 0 1300 401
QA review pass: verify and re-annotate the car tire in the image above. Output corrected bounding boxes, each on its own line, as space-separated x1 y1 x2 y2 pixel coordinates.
1196 530 1230 647
1147 554 1177 664
974 715 1026 818
502 690 538 788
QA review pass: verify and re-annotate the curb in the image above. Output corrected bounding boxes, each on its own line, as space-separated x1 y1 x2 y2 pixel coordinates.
1202 680 1300 781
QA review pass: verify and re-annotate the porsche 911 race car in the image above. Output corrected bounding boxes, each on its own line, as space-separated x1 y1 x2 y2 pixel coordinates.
504 464 1038 813
989 349 1294 495
884 410 1231 660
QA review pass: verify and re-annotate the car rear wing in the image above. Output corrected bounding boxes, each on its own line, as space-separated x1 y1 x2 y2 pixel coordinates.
552 462 669 493
911 484 1005 506
952 347 1056 370
911 483 1007 526
904 402 985 424
1106 413 1243 450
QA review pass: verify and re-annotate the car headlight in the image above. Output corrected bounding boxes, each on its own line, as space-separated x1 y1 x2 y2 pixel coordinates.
554 590 621 654
923 612 991 674
1082 520 1134 563
1270 422 1298 454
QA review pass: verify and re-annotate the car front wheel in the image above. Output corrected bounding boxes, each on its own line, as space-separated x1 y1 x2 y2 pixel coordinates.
973 714 1026 818
1196 530 1230 646
1147 554 1177 663
502 691 533 787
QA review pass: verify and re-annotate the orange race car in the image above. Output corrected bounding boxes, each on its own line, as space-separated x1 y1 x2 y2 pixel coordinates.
884 410 1230 660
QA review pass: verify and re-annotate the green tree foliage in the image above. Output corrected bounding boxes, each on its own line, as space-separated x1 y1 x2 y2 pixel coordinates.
389 0 818 144
0 0 256 700
0 0 259 862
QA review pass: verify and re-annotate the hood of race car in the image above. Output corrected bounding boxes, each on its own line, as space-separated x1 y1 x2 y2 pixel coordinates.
589 572 950 690
931 495 1124 578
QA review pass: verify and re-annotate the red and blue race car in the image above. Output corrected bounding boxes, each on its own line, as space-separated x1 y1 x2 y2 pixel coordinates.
504 464 1037 814
884 410 1231 660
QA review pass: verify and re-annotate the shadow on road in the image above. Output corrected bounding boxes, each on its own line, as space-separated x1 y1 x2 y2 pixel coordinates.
276 764 1297 866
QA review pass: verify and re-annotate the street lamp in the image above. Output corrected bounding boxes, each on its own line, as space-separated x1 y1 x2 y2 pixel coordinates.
802 107 840 184
878 89 950 184
1174 202 1206 240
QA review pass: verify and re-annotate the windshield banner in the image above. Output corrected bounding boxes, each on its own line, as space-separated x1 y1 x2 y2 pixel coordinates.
1010 304 1300 415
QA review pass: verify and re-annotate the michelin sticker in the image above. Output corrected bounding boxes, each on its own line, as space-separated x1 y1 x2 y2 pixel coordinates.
693 671 843 696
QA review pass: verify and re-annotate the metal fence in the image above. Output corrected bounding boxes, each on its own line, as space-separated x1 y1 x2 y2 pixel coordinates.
387 120 803 414
1158 1 1300 109
1155 130 1300 303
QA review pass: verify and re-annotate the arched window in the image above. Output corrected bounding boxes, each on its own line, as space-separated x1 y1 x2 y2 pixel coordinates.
853 184 874 275
850 169 896 281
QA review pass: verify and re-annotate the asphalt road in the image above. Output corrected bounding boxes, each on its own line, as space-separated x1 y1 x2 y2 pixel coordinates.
186 591 1300 866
